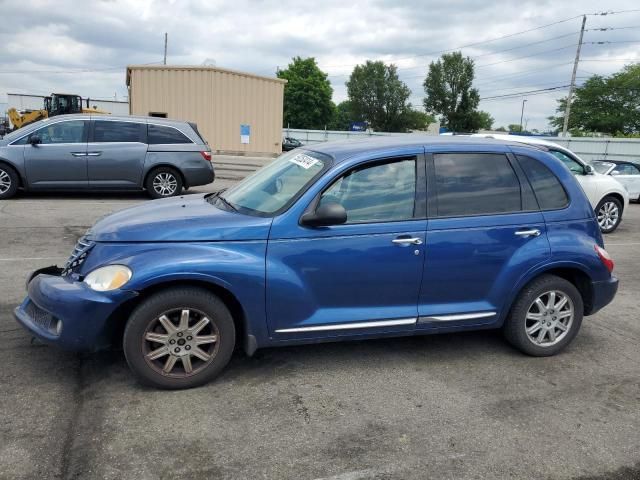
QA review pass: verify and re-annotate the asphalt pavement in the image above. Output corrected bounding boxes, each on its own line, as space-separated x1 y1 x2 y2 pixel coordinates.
1 155 638 480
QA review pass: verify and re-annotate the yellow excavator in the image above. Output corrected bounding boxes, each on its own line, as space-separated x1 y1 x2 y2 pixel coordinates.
8 93 109 130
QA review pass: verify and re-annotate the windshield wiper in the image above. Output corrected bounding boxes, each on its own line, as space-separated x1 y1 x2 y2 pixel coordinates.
213 192 237 212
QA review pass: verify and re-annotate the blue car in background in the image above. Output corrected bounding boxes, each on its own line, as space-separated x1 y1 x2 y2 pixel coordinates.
14 137 618 389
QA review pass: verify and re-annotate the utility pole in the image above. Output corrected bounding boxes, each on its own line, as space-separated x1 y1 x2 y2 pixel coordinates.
562 15 586 137
519 99 527 132
163 33 168 65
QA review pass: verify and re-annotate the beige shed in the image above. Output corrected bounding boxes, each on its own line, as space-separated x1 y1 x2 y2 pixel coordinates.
126 65 286 156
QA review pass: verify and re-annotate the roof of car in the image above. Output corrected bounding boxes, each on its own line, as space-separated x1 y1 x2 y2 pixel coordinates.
592 159 637 165
304 135 546 162
27 113 191 125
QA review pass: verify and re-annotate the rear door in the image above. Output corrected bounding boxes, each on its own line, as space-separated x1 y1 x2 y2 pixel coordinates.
87 119 147 188
23 119 88 189
611 163 640 199
417 148 550 329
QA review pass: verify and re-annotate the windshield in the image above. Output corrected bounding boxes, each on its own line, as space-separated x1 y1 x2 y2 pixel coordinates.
218 150 330 215
591 161 614 175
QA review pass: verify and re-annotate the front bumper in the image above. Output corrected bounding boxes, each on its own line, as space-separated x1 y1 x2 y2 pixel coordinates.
13 267 137 351
586 275 619 315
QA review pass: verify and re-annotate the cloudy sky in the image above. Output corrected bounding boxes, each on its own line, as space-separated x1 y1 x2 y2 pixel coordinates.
1 0 639 131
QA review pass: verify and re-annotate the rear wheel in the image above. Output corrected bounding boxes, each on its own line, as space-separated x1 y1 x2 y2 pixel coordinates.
596 196 622 233
504 275 583 356
123 288 235 389
145 167 183 199
0 164 19 199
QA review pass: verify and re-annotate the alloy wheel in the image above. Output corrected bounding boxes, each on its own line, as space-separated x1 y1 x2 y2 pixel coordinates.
524 290 574 347
142 307 220 377
597 201 619 231
0 169 11 195
152 172 178 197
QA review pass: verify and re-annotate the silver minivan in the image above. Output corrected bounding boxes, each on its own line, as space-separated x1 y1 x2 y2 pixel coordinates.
0 114 214 199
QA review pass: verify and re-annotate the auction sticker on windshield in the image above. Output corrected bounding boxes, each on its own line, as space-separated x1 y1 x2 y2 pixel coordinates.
289 153 319 169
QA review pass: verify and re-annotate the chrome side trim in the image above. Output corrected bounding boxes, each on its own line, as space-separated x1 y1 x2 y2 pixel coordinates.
275 318 417 333
419 311 496 322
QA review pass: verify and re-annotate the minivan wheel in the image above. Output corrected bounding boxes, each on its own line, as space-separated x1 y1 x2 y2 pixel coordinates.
145 167 183 199
504 275 583 357
123 288 235 389
0 165 19 199
596 196 622 233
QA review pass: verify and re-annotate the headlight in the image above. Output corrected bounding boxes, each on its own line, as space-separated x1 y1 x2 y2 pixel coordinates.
84 265 132 292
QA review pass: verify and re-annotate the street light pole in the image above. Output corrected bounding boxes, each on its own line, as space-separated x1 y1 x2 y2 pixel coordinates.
519 99 527 132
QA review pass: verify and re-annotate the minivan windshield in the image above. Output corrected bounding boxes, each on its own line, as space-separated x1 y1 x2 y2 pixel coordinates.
217 150 329 215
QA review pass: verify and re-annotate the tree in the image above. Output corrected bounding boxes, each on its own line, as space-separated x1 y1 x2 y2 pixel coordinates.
549 63 640 135
472 110 494 130
277 57 334 129
495 126 507 132
423 52 483 132
346 61 412 132
508 124 523 133
404 108 436 131
329 100 358 131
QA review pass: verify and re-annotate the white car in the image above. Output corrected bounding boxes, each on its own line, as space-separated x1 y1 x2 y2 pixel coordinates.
591 160 640 202
472 134 629 233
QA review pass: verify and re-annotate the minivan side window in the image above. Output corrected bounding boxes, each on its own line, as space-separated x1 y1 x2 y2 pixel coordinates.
433 153 521 217
13 120 86 145
93 121 143 143
319 158 416 223
517 155 569 210
148 124 192 144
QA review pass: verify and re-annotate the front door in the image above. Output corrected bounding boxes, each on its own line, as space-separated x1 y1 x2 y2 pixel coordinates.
23 120 88 189
267 153 427 337
87 120 147 188
418 151 550 328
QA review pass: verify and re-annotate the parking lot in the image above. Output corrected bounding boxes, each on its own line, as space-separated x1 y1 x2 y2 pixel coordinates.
1 155 639 480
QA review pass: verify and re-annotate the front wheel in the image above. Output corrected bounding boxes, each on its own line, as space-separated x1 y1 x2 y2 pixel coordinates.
0 165 19 199
503 275 583 356
145 167 183 199
596 196 622 234
123 288 236 389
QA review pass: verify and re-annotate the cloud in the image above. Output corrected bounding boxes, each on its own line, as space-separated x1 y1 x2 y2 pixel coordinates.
1 0 639 130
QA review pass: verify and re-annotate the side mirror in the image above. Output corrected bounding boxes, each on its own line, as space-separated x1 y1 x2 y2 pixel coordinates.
28 134 41 145
301 202 347 227
584 164 595 175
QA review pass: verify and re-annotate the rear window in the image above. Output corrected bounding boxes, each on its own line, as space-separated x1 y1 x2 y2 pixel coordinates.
93 121 143 143
433 153 522 217
517 155 569 210
148 124 192 144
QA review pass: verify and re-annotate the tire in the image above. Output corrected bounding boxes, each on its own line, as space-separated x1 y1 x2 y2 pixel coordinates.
123 287 236 389
595 196 622 234
145 167 183 199
503 274 583 357
0 164 19 199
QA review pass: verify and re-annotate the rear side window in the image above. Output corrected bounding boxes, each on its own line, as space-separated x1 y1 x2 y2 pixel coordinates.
148 124 192 144
93 121 143 142
433 153 521 216
517 155 569 210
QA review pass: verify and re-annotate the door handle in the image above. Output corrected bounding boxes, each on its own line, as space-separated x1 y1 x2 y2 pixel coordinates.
71 152 86 157
392 237 423 245
515 229 541 237
86 152 102 156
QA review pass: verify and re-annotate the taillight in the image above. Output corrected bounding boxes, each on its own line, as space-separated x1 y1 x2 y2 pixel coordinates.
595 245 614 273
200 151 212 161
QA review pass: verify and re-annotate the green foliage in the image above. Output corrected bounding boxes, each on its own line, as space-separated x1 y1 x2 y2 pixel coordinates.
495 126 507 132
404 109 436 131
328 101 358 131
472 110 494 130
549 63 640 135
423 52 483 132
277 57 335 129
508 124 523 133
346 61 413 132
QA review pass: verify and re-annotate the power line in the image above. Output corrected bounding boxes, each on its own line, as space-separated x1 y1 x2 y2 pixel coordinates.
480 85 571 100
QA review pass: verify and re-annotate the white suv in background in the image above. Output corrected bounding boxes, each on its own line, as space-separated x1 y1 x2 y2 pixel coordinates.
473 134 629 233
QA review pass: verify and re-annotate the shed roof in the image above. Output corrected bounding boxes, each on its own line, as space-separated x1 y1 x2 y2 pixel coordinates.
126 64 287 86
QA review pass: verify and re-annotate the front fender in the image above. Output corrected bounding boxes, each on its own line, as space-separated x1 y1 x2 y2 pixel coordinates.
80 241 270 347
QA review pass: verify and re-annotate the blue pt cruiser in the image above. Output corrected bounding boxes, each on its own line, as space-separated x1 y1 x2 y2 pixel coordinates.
15 137 618 389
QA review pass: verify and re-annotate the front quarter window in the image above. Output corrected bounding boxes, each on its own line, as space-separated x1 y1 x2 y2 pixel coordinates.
217 150 329 215
550 150 585 175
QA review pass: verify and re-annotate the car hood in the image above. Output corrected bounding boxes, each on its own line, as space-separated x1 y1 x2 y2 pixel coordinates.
87 194 272 242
